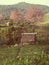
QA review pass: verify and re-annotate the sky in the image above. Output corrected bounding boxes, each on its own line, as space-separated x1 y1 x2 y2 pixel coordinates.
0 0 49 6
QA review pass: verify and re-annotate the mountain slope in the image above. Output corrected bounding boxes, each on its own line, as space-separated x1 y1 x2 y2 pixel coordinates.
0 2 49 18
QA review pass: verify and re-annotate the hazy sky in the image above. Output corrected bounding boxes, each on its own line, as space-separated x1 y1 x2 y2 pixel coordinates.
0 0 49 6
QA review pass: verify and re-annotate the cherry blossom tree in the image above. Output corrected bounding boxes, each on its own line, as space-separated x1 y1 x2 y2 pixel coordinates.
24 7 44 23
10 10 23 23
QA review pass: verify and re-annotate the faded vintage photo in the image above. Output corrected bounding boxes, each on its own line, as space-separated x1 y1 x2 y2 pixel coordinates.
0 0 49 65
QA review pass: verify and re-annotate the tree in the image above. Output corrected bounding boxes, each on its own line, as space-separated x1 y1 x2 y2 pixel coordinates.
6 20 14 45
6 19 22 46
24 7 44 33
24 7 44 23
10 10 23 23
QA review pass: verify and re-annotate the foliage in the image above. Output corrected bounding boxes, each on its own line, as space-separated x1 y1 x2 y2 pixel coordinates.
10 10 23 22
24 7 44 22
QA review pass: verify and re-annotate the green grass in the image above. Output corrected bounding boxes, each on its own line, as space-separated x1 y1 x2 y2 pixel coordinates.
0 45 49 65
38 21 49 26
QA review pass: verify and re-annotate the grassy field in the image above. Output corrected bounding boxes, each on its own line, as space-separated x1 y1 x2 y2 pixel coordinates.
0 45 49 65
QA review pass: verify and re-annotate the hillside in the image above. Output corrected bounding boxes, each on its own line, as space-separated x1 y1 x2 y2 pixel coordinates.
0 2 49 18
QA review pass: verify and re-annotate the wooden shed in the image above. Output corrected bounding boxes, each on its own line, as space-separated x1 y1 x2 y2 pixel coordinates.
21 33 37 45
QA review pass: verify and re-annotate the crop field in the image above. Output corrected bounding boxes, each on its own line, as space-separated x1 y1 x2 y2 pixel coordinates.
0 45 49 65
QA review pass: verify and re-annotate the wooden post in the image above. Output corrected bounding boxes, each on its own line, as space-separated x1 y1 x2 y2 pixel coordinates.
33 34 37 44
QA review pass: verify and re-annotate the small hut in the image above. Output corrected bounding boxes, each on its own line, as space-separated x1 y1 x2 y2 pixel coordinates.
21 33 37 45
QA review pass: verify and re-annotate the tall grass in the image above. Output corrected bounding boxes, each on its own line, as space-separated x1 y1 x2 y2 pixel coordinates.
0 45 49 65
